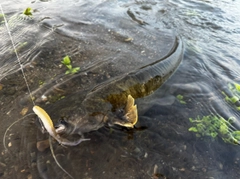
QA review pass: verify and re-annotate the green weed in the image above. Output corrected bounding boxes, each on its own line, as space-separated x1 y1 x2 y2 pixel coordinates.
61 55 80 75
189 115 240 145
23 7 32 16
176 94 186 104
222 82 240 110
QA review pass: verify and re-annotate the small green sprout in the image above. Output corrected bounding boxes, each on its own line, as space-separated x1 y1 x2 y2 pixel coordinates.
189 115 240 145
176 94 186 104
39 80 45 87
61 55 80 75
23 7 33 16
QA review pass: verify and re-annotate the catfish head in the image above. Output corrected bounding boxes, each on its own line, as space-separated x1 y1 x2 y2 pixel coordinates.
34 95 138 146
54 95 138 137
55 112 108 136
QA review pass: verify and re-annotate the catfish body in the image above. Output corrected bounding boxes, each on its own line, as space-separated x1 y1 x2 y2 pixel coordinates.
56 37 183 136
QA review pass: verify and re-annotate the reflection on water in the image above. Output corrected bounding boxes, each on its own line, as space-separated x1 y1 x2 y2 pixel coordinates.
1 0 240 178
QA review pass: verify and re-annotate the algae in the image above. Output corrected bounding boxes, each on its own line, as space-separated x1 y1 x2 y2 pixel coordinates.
176 94 186 104
222 82 240 110
189 115 240 145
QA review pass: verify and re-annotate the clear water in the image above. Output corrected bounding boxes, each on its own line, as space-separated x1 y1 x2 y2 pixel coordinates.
0 0 240 178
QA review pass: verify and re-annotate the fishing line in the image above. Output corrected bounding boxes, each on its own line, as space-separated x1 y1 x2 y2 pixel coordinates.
49 136 74 179
0 4 35 106
3 113 35 152
1 3 46 142
1 5 77 178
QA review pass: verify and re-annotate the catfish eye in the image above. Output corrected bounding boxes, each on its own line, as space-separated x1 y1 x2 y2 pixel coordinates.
55 118 68 134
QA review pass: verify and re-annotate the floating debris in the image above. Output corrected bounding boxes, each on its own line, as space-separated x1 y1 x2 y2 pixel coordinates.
36 139 49 152
124 37 133 42
20 107 28 116
8 142 12 147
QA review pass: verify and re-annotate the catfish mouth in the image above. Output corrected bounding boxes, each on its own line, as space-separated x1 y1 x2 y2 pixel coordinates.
54 118 79 136
55 121 67 134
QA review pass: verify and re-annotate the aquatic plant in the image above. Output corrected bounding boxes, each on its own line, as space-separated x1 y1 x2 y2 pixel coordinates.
61 55 80 75
16 42 28 52
176 94 186 104
23 7 32 16
0 13 4 19
222 83 240 110
0 13 4 25
189 115 240 145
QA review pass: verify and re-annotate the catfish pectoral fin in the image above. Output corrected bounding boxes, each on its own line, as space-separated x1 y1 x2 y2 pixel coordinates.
113 95 138 128
124 95 138 125
124 104 138 125
113 120 135 128
125 95 135 112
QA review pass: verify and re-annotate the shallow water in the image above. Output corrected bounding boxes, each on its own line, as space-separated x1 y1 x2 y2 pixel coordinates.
1 0 240 178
